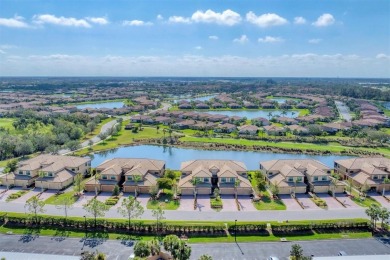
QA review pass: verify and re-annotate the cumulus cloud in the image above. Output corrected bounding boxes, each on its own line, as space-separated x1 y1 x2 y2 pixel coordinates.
246 12 288 27
233 35 249 44
308 38 322 44
209 35 219 40
169 9 241 26
0 15 29 28
258 36 284 43
194 46 203 50
33 14 91 28
122 20 153 26
294 16 306 25
157 14 164 20
86 17 109 25
168 16 191 24
376 53 390 60
191 9 241 26
312 13 335 27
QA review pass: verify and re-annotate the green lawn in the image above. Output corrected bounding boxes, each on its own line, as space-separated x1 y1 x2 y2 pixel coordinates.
146 193 180 210
0 118 15 131
44 191 79 205
83 117 115 140
253 194 286 210
179 136 390 156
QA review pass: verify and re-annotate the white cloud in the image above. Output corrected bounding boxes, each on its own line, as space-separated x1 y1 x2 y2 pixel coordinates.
246 12 288 27
312 13 335 27
308 38 322 44
122 20 153 26
0 15 29 28
168 16 191 24
33 14 91 28
233 35 249 44
191 9 241 26
0 49 6 54
209 35 219 40
294 16 306 25
258 36 284 43
86 17 109 25
157 14 164 20
195 46 203 50
376 53 390 60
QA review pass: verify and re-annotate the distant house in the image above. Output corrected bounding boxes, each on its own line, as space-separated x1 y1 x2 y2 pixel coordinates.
277 117 298 125
243 101 258 109
195 103 210 109
154 116 172 125
286 125 309 135
261 103 275 109
211 102 224 109
214 123 237 133
172 119 196 129
228 103 242 109
251 117 270 126
263 125 286 136
178 103 192 109
238 125 259 135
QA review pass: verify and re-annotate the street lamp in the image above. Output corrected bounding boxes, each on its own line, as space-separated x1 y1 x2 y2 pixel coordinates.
83 215 87 238
235 219 237 242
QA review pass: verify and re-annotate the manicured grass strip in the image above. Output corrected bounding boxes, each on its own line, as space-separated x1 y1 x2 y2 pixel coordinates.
146 194 180 210
253 195 286 210
44 191 78 205
180 136 390 156
6 190 29 202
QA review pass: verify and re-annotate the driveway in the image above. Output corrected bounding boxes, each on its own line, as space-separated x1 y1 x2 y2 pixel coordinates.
317 193 345 209
221 195 238 211
368 192 390 207
136 194 150 208
178 195 194 211
295 194 320 210
336 193 360 208
0 187 23 202
12 188 40 203
237 195 257 211
279 194 303 210
95 192 112 203
195 195 212 212
73 192 96 207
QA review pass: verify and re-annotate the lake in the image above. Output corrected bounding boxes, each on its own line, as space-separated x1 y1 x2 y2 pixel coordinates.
91 145 352 169
76 101 125 109
384 102 390 110
206 110 299 119
270 98 287 104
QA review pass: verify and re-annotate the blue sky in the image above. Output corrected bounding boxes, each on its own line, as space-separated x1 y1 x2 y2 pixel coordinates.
0 0 389 77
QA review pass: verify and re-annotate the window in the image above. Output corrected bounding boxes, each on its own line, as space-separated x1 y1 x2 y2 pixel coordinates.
127 176 132 181
26 172 31 176
204 178 209 183
72 168 75 172
297 177 302 182
110 176 116 180
349 170 353 173
322 176 327 181
314 176 318 181
102 175 107 180
327 171 331 174
230 177 235 183
48 172 53 177
221 177 226 183
382 175 386 179
373 176 378 180
288 177 293 182
19 171 23 175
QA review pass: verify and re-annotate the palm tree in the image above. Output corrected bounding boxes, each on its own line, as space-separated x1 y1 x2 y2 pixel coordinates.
234 179 241 199
133 175 142 198
94 170 101 196
382 177 390 196
330 175 340 198
191 178 200 199
156 125 160 133
163 128 167 138
365 204 380 228
379 207 390 229
38 170 45 192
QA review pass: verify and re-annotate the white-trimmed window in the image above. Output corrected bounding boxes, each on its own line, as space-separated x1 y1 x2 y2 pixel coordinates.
102 175 107 180
110 176 116 180
322 176 327 181
314 176 318 181
221 177 226 183
127 176 133 181
288 177 293 182
19 171 23 175
297 177 302 182
230 177 235 183
204 178 209 183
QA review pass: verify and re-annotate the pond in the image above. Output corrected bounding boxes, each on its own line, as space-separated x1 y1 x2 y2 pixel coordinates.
205 110 299 119
383 102 390 110
76 101 125 109
91 145 352 169
270 98 287 104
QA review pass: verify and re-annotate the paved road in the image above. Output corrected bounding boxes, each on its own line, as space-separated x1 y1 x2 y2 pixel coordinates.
335 100 352 122
58 102 171 155
0 235 389 260
1 200 389 221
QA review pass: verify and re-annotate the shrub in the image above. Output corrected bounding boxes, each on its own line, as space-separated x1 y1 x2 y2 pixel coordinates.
105 196 120 206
